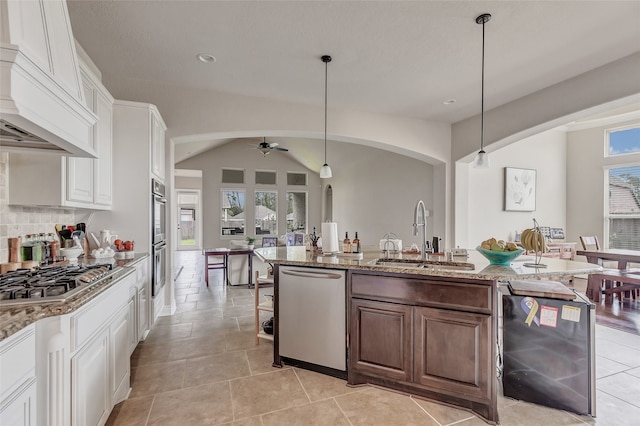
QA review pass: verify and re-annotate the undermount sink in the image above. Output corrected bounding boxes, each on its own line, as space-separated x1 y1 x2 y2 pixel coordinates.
371 258 476 271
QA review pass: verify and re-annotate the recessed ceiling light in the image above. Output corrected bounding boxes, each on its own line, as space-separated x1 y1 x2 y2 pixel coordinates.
443 99 456 105
197 53 216 63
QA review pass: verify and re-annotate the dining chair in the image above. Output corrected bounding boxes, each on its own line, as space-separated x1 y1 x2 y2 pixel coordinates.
579 236 601 251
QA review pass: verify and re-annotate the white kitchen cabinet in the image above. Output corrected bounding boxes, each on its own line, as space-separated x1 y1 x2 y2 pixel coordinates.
128 288 138 355
110 305 130 405
7 58 114 210
71 329 110 426
1 0 97 157
151 113 166 181
68 61 114 207
0 325 37 426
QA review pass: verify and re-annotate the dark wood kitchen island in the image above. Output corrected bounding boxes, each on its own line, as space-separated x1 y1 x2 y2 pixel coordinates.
254 246 600 424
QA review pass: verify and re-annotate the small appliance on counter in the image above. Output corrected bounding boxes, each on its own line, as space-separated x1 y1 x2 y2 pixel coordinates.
501 280 595 416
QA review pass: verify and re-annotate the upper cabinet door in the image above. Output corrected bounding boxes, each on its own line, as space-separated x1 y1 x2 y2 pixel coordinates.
94 92 113 206
151 111 166 182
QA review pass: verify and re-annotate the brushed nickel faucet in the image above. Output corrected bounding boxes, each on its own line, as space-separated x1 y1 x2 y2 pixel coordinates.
413 200 430 260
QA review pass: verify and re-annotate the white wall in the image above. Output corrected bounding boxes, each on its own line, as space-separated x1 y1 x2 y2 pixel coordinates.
566 118 640 250
176 138 436 251
461 130 567 249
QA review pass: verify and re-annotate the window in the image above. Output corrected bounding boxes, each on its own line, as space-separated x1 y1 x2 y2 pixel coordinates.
286 191 307 233
287 172 307 186
179 208 195 245
222 168 244 184
255 191 277 235
255 170 277 185
607 127 640 157
221 190 245 236
608 165 640 250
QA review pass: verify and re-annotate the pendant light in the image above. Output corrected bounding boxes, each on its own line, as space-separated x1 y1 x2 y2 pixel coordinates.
473 13 491 169
320 55 333 179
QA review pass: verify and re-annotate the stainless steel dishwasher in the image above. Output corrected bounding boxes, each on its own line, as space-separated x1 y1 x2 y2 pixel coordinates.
279 266 346 372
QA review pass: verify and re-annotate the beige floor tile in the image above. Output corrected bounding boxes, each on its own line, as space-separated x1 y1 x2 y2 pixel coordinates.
177 307 224 322
261 399 351 426
334 386 438 425
597 371 640 408
144 323 193 344
167 334 228 361
412 396 478 425
174 302 198 312
245 343 282 375
131 342 171 367
232 296 255 306
230 369 309 419
225 329 258 351
223 305 256 318
588 389 640 425
147 382 233 426
219 416 263 426
130 360 187 398
183 351 252 387
106 395 154 426
490 400 587 426
293 368 355 401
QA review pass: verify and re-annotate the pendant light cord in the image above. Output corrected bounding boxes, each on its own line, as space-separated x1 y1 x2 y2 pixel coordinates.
324 58 328 165
480 18 486 152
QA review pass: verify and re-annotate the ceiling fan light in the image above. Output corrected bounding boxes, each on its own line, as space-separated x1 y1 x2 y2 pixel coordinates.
320 164 332 179
473 150 489 168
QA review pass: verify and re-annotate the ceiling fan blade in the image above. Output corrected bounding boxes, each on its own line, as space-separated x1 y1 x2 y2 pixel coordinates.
273 146 288 151
268 142 279 148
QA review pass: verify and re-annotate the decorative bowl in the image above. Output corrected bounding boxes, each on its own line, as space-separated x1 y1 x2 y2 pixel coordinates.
59 247 83 262
476 246 524 266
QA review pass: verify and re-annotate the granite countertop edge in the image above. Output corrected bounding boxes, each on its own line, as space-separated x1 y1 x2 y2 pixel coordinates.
254 246 602 281
0 253 149 342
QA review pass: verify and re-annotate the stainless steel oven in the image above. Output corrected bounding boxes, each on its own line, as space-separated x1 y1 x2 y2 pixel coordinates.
152 179 167 297
152 242 166 297
152 179 166 246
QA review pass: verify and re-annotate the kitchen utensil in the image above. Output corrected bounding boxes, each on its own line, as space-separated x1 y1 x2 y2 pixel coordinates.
89 233 101 250
59 228 72 241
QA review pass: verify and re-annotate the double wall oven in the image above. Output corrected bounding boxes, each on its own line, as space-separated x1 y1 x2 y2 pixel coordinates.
152 179 166 297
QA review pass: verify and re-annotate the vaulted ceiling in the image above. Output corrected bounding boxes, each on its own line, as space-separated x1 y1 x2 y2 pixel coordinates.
67 1 640 162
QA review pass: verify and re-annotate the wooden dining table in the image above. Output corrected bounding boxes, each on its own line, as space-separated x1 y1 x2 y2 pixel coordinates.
576 248 640 270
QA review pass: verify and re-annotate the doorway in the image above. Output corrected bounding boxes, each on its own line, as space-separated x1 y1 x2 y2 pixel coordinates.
176 190 201 250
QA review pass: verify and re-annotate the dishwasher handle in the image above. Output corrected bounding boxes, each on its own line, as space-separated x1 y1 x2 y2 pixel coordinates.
281 269 343 280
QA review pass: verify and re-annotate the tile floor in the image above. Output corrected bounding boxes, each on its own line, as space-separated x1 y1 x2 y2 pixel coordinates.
106 251 640 425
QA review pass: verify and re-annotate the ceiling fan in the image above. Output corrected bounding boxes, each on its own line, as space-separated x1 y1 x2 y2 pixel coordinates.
252 137 289 156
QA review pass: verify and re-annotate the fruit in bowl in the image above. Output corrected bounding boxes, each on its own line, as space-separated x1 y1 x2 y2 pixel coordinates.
477 237 524 266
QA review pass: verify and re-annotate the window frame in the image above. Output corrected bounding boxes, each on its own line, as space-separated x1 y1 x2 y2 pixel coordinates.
220 188 246 238
254 190 278 236
286 190 308 233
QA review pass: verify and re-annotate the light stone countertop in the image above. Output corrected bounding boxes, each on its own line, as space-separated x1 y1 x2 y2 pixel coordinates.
254 246 601 281
0 253 149 341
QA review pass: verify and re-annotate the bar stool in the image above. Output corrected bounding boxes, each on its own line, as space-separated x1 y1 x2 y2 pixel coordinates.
205 251 229 286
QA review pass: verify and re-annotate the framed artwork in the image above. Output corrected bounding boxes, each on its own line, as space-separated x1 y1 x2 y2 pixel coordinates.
504 167 536 211
262 237 278 247
294 233 305 246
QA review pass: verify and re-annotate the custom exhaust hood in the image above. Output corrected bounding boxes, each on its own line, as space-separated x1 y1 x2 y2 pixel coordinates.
0 0 97 157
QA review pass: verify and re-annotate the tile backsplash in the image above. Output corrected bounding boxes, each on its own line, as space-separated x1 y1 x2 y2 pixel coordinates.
0 152 76 263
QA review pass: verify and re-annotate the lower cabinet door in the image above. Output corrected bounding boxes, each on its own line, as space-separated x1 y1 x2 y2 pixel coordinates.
137 286 149 340
111 306 131 404
350 299 412 381
72 329 110 426
413 306 491 400
0 378 37 426
128 293 137 355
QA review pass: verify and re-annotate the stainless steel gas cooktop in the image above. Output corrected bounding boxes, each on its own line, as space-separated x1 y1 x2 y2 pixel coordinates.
0 263 126 305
